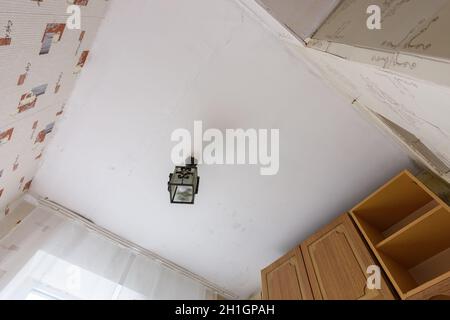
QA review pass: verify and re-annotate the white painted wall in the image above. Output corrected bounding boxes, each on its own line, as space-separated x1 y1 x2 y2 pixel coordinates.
31 0 413 298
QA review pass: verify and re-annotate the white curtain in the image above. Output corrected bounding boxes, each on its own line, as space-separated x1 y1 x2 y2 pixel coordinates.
0 207 214 300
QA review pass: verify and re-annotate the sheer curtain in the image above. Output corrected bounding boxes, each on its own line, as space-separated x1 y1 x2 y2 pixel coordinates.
0 207 215 300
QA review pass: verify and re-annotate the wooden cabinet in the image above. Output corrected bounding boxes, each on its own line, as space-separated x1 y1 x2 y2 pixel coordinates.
261 170 449 300
301 213 394 300
407 277 450 300
261 214 394 300
351 170 450 300
261 247 313 300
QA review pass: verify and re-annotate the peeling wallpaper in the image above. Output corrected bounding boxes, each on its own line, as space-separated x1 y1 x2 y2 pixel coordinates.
313 0 450 61
0 0 109 220
235 0 342 46
297 47 450 175
302 0 450 180
255 0 341 41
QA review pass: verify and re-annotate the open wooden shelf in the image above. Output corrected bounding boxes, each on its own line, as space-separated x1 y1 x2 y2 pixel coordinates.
351 170 450 299
375 205 443 249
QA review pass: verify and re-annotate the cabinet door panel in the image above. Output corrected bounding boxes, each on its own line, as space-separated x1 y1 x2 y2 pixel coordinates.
301 213 395 300
262 247 313 300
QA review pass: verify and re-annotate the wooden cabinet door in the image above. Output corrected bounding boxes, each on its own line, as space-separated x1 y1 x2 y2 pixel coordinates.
261 247 313 300
301 213 395 300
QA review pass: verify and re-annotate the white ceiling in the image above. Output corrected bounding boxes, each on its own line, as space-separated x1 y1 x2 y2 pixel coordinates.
32 0 414 298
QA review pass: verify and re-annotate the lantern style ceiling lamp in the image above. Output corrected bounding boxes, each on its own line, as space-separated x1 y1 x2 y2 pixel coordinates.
168 157 200 204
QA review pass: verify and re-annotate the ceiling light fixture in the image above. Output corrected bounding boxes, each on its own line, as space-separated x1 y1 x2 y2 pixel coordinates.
168 157 200 204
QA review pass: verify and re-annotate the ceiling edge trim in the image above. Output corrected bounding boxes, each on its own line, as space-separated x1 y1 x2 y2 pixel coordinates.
38 197 237 300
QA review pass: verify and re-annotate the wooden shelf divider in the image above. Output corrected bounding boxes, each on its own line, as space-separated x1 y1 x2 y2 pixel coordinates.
375 205 443 249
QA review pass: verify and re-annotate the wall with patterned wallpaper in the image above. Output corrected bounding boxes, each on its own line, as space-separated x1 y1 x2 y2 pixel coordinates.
0 0 109 219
